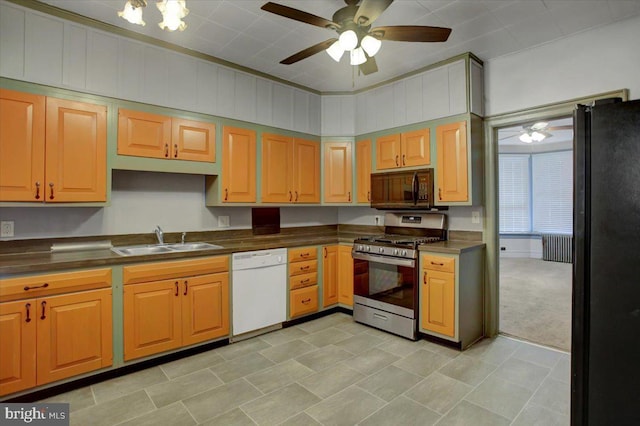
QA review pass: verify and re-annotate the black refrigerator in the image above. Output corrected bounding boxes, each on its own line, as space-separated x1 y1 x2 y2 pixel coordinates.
572 98 640 425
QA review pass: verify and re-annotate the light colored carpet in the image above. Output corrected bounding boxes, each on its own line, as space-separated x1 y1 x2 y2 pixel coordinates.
499 257 572 352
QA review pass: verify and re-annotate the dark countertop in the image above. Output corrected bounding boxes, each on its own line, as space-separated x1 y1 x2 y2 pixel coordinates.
0 227 484 276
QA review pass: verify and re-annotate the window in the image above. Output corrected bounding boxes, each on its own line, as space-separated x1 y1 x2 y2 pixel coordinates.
499 150 573 234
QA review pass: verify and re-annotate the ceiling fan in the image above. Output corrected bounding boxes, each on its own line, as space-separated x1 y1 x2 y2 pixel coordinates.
261 0 452 75
500 122 573 143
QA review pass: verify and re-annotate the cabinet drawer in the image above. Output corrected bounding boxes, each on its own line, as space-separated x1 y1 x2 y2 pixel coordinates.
290 286 318 318
123 256 228 284
288 247 317 262
289 259 317 276
289 272 317 290
0 268 111 302
422 255 455 273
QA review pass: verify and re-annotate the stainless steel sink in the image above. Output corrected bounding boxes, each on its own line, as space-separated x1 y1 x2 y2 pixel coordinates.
167 242 224 251
111 242 223 256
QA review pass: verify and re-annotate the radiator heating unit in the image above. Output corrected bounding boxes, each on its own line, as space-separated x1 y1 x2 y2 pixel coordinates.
542 234 573 263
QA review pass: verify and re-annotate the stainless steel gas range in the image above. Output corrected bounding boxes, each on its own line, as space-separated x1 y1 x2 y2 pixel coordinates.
352 212 447 340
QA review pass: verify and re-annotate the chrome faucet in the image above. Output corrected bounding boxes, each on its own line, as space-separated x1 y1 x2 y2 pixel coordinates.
155 226 164 245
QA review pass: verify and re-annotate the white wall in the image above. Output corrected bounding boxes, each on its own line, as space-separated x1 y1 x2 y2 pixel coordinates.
499 237 542 259
485 14 640 115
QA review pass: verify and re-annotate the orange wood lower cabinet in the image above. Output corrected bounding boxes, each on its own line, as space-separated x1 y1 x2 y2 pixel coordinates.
322 245 339 307
290 286 318 318
0 288 112 397
420 267 455 338
338 245 354 307
124 272 229 361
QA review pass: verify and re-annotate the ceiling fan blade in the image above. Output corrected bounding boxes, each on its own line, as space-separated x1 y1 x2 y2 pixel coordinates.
280 38 338 65
261 2 339 29
359 56 378 75
354 0 394 26
499 134 521 141
372 26 452 42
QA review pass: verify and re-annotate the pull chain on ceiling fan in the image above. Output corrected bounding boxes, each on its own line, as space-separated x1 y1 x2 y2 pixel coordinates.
260 0 452 76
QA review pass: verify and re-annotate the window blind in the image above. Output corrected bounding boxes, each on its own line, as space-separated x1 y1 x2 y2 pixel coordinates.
532 150 573 233
499 154 531 233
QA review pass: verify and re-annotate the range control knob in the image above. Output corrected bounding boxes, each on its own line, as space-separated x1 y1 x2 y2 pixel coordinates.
365 245 371 252
402 250 408 256
357 245 364 251
393 249 399 255
378 247 384 253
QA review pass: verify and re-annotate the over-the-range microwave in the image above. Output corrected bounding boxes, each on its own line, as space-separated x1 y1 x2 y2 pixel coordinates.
370 168 434 210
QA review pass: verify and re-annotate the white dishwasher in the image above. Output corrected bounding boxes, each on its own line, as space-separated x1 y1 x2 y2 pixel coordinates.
232 248 287 338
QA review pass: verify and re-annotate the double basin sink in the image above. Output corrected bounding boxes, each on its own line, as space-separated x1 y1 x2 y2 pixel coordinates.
111 242 223 256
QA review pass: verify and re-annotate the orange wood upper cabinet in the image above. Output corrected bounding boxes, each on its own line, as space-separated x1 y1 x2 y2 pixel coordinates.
322 245 339 307
421 263 455 338
376 128 430 170
436 121 468 203
261 134 320 203
323 142 353 203
0 90 106 203
45 98 107 202
355 139 372 203
118 109 215 163
0 299 36 396
222 126 256 202
338 245 354 307
0 89 45 202
37 288 112 385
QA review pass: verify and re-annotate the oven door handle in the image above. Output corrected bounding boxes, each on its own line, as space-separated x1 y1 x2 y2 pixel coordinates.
412 172 418 205
352 252 415 268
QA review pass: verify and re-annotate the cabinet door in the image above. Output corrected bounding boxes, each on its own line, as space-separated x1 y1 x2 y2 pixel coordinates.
45 98 107 202
436 121 468 202
37 288 112 385
338 245 354 307
124 280 181 361
421 269 455 337
375 134 401 170
0 89 45 202
401 128 430 167
118 109 172 159
355 139 372 203
0 300 36 396
221 126 256 202
322 245 339 307
293 138 320 203
261 133 293 203
172 118 215 163
181 273 229 346
323 142 352 203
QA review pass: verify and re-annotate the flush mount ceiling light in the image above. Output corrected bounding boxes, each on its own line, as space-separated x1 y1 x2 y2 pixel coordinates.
118 0 188 32
261 0 451 76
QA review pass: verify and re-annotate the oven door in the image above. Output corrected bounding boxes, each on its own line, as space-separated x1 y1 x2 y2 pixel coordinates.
352 252 417 318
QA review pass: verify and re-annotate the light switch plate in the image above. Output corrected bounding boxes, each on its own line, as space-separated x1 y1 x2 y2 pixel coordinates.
1 221 15 237
218 216 230 228
471 211 480 224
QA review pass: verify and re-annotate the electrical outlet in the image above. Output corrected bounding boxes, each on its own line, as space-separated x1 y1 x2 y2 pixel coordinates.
471 211 480 224
374 215 384 226
1 221 15 238
218 216 230 228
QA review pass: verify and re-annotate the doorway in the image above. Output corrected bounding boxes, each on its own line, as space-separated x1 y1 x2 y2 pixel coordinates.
496 117 573 351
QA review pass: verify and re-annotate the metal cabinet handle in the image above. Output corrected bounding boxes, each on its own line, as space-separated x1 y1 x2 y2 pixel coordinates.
175 281 179 296
402 154 406 165
395 155 399 166
224 188 228 201
300 265 310 271
25 303 32 323
295 191 298 202
301 278 310 284
423 271 427 284
24 283 49 291
348 191 351 202
35 181 41 200
301 298 311 304
324 247 327 257
438 188 442 200
430 261 445 266
165 144 169 157
299 252 309 258
40 301 46 320
367 191 370 201
174 144 178 158
184 280 188 296
49 182 54 200
289 191 292 202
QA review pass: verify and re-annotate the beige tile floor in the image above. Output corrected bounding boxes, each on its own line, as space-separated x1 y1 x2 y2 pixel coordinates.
41 313 570 425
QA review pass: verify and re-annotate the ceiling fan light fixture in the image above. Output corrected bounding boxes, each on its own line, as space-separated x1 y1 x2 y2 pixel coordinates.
519 133 534 143
326 41 345 62
157 0 188 32
118 0 146 26
350 47 367 66
338 29 358 51
361 35 381 57
531 131 546 142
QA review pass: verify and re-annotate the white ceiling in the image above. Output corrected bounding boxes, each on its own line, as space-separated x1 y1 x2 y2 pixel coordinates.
498 117 573 146
36 0 640 92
